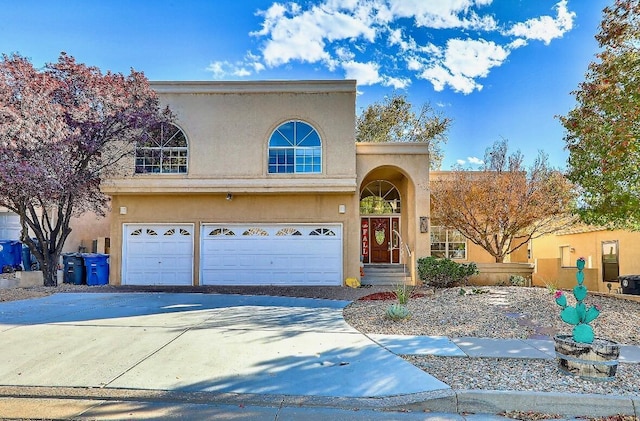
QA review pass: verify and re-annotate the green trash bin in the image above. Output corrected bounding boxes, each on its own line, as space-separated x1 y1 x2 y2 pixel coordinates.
62 253 85 285
83 253 109 286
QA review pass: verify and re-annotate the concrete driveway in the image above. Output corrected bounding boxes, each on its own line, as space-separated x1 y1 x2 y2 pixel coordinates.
0 292 449 398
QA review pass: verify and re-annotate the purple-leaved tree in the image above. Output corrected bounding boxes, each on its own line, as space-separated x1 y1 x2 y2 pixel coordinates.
0 52 171 286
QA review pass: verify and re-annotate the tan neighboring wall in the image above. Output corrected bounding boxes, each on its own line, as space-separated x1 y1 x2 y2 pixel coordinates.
64 212 110 254
531 228 640 293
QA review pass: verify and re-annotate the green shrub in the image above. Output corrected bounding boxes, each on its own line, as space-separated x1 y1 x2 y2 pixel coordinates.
417 256 479 289
509 275 528 287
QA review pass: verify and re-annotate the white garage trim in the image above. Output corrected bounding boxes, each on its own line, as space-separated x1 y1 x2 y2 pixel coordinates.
200 223 342 286
0 212 21 240
122 224 194 286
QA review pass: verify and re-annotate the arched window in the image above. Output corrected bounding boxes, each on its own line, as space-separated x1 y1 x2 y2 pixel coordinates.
135 123 188 174
268 120 321 174
360 180 401 215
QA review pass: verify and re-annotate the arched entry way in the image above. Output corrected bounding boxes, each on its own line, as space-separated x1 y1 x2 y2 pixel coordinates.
360 180 402 264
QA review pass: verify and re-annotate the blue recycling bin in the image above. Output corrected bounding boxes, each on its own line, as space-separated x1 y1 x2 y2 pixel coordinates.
83 253 109 286
0 240 22 273
21 240 40 271
62 253 85 285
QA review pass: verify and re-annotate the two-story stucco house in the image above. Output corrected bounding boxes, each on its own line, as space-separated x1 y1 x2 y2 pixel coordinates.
96 80 431 287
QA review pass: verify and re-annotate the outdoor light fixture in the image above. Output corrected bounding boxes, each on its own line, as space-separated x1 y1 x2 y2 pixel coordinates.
226 193 233 201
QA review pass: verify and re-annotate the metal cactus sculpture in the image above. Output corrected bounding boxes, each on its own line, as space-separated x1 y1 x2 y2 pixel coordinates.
554 257 600 343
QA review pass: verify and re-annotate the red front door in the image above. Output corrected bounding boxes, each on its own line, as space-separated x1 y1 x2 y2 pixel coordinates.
370 218 391 263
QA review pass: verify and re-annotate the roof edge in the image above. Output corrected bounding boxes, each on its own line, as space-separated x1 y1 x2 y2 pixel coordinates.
150 80 357 94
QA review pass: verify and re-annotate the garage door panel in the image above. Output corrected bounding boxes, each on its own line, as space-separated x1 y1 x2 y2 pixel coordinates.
201 224 342 286
123 224 194 286
0 213 21 240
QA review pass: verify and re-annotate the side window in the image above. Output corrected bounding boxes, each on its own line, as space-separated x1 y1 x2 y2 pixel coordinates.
268 120 321 174
136 123 188 174
430 226 467 260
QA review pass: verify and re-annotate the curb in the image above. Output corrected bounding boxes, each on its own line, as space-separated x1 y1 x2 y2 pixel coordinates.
0 386 637 419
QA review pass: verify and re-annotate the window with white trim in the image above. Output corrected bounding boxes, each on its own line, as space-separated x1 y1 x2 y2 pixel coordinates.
431 226 467 259
136 123 188 174
268 120 321 173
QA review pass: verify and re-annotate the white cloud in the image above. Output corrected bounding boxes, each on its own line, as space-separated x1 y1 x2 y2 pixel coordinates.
456 156 484 166
335 46 355 61
341 61 382 85
206 0 578 94
387 0 497 30
383 76 411 89
444 38 509 79
417 38 510 94
504 0 575 45
206 55 265 79
252 2 377 67
206 61 228 79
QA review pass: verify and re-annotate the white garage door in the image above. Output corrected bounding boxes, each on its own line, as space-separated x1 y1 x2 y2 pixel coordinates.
122 224 194 286
0 212 21 240
200 224 342 286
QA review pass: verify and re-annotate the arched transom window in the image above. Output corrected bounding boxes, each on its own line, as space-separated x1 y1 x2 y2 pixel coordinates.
268 120 321 174
360 180 401 215
136 123 188 174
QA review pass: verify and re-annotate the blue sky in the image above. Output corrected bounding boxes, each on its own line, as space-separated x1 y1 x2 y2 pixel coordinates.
0 0 609 169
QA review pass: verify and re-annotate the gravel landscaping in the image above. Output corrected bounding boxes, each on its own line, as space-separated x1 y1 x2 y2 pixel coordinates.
343 286 640 400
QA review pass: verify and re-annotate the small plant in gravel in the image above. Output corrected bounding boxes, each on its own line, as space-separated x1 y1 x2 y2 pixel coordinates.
458 287 489 295
385 303 410 320
544 280 559 295
391 283 413 304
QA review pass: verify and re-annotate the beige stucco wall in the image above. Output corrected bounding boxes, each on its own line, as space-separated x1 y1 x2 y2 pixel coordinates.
355 143 430 280
533 258 599 291
448 240 528 264
531 229 640 293
103 80 364 286
64 212 110 253
103 81 358 195
109 193 359 285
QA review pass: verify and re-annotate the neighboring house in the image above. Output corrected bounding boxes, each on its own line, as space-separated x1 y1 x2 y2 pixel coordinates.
531 225 640 293
98 80 432 287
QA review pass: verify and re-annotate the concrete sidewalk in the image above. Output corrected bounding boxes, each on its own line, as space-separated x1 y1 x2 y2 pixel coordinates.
368 333 640 363
0 292 638 420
